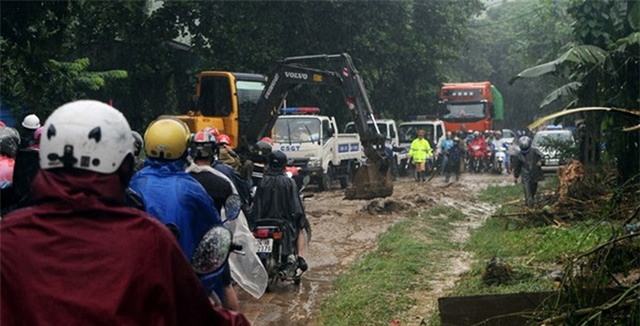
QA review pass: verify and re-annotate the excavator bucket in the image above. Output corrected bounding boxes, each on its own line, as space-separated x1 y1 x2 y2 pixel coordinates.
345 161 394 200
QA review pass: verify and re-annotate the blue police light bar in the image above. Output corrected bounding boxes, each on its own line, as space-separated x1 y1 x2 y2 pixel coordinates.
280 107 321 115
546 125 563 130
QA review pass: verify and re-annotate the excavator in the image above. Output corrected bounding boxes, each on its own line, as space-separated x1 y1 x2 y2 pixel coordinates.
174 53 392 200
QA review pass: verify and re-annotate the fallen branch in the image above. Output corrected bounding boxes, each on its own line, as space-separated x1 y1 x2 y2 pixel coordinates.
574 232 640 261
540 284 640 325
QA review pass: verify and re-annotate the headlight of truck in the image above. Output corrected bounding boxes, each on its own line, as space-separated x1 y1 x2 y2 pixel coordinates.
308 158 322 168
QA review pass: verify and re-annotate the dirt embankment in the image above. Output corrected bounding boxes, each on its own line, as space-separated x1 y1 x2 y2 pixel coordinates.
239 174 511 325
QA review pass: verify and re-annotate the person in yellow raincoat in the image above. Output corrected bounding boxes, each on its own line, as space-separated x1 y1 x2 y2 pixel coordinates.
409 129 433 182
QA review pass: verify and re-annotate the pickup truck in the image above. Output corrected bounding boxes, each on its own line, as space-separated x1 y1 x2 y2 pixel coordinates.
344 119 409 177
272 109 362 190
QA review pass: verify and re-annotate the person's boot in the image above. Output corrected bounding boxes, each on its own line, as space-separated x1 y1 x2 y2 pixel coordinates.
421 171 427 182
415 171 420 182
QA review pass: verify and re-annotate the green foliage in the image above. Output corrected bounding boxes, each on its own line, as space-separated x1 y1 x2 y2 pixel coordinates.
510 0 639 177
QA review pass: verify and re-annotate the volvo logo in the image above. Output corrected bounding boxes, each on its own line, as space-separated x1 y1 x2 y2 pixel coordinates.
284 71 308 80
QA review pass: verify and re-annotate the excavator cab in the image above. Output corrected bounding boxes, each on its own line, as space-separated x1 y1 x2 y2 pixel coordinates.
176 72 266 149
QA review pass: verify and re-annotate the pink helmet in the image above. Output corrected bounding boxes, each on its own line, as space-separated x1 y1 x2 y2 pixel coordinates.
30 126 45 149
260 137 274 146
217 134 232 146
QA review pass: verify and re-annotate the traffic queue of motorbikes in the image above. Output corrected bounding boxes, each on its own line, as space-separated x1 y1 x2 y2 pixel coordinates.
430 129 516 176
0 115 312 318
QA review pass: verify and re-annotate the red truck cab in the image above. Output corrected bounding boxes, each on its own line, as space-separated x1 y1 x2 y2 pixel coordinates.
439 82 502 133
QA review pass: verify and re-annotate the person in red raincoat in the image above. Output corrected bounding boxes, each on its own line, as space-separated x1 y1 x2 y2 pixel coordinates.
0 100 250 326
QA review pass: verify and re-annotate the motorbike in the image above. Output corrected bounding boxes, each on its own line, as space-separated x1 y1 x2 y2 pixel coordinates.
468 144 484 173
492 142 508 174
483 144 494 172
252 176 311 291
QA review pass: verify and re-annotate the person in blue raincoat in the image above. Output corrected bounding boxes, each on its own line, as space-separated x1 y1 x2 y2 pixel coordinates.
128 118 227 302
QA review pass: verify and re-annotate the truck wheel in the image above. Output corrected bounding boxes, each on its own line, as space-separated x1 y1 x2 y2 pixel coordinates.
320 171 332 191
339 176 349 189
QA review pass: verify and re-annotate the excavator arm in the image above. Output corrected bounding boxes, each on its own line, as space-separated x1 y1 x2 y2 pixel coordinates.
241 53 393 199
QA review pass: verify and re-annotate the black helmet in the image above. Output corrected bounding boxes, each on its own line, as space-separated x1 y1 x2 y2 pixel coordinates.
519 136 531 153
252 140 273 163
0 127 20 158
132 131 143 157
268 150 288 169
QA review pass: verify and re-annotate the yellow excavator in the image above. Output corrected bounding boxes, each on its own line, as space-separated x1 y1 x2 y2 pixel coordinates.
174 53 392 200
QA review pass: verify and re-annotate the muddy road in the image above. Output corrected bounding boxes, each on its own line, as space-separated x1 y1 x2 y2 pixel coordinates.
238 173 512 325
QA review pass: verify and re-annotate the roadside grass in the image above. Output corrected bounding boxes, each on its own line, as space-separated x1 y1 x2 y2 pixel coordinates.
317 205 464 326
452 218 613 296
445 176 614 300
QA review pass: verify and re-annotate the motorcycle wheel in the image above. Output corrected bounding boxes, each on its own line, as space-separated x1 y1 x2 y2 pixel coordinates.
264 256 279 292
266 276 278 293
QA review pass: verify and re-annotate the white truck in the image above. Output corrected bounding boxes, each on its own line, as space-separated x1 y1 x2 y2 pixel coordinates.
398 119 446 153
344 119 409 177
272 110 362 190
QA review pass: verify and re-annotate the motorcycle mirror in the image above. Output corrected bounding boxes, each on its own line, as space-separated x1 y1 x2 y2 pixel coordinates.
224 194 242 221
302 175 311 186
191 226 232 275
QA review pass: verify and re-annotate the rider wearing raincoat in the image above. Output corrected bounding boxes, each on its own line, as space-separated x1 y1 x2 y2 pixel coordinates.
129 118 225 300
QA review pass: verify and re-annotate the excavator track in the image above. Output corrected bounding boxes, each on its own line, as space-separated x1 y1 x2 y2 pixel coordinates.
345 161 393 200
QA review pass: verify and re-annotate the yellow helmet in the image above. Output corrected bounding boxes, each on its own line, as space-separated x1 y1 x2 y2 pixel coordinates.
143 118 191 160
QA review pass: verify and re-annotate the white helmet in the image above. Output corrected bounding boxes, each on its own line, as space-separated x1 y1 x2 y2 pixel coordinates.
22 114 41 130
40 100 133 174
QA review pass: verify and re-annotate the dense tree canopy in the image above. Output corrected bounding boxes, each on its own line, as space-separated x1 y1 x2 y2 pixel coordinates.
1 0 484 130
1 0 636 143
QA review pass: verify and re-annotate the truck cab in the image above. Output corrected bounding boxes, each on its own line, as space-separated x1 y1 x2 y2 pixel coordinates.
272 107 362 190
398 119 446 152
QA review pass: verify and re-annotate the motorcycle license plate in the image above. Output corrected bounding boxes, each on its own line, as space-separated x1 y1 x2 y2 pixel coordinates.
256 238 274 253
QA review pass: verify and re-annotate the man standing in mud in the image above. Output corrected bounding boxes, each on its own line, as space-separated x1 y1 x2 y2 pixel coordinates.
512 136 544 207
409 128 432 182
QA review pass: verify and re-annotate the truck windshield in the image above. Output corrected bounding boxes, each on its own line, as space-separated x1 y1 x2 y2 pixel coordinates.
443 103 486 121
236 80 266 135
274 118 321 143
398 124 435 143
